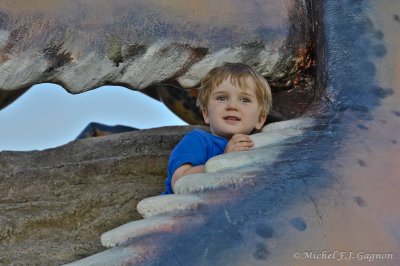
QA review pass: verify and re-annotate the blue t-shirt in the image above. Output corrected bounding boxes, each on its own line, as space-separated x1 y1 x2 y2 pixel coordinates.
164 129 228 194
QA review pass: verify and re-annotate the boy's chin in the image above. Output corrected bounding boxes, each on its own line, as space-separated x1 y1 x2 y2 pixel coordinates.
213 130 252 139
210 130 232 139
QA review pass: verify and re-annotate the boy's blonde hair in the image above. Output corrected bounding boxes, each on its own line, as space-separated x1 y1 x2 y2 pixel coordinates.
196 62 272 119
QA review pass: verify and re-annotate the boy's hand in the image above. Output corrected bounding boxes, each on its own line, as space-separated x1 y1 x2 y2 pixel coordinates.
224 134 254 153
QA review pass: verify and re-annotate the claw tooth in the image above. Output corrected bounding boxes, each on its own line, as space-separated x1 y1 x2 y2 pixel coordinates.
205 147 279 173
100 215 203 248
250 128 305 148
101 217 171 248
174 169 260 194
202 120 310 174
137 194 204 218
262 117 315 131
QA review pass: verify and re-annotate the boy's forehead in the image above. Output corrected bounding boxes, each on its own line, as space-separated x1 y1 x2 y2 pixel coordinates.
212 76 257 93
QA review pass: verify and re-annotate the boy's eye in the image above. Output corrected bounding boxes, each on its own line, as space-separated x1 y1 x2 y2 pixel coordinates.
241 97 251 103
216 96 226 101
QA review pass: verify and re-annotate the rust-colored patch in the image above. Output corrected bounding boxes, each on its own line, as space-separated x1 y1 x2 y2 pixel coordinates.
43 43 73 73
2 26 27 54
0 54 10 63
157 83 204 125
188 47 209 60
125 44 147 58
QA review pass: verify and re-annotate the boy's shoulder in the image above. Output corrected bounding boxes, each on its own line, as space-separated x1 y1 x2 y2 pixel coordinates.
188 128 209 136
185 129 228 144
183 129 210 142
186 129 215 139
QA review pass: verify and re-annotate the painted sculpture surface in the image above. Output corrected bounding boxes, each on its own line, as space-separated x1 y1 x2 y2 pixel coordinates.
0 0 314 122
1 0 400 265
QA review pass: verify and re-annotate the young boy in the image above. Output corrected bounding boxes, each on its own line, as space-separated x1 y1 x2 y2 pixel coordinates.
164 62 272 194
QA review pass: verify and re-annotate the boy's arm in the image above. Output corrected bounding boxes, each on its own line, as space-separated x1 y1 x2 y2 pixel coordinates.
171 134 253 191
170 134 254 192
171 163 205 191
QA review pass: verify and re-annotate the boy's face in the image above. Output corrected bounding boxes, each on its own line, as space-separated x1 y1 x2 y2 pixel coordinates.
202 77 266 139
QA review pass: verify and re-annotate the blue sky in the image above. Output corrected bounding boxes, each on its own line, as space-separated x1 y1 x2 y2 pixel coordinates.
0 83 187 151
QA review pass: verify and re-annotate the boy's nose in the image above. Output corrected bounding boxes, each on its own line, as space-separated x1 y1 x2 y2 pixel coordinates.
226 100 238 110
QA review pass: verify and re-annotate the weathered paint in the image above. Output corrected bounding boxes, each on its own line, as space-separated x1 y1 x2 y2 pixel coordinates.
0 0 399 265
68 0 400 265
0 0 313 117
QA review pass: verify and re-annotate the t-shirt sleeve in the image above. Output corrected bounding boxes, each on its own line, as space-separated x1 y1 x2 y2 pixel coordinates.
167 130 208 178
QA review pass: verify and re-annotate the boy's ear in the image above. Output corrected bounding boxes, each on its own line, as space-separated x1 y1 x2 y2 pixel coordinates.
202 108 210 124
254 113 267 130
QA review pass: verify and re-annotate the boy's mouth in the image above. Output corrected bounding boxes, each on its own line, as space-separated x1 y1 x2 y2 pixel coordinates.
223 116 241 121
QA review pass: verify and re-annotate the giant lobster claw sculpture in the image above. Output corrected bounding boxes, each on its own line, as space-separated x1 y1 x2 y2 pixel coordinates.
0 1 399 265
